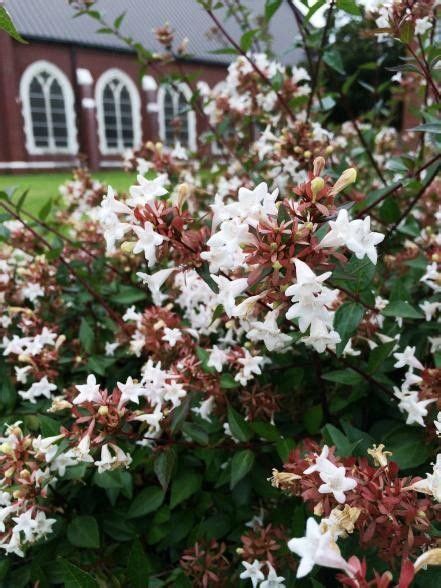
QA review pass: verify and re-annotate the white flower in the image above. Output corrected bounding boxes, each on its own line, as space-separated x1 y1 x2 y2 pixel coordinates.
117 376 145 405
260 563 286 588
192 396 215 422
134 407 164 432
239 559 265 587
420 262 440 293
207 345 229 372
50 450 78 476
171 141 188 160
12 508 37 542
72 435 94 463
435 413 441 436
320 210 384 264
301 319 341 353
304 445 337 475
100 185 132 215
246 311 292 352
73 374 101 404
132 222 165 267
287 518 351 578
419 301 441 321
415 16 432 36
410 454 441 502
0 530 24 557
94 443 132 474
18 377 57 404
285 259 332 301
15 366 32 384
33 511 56 538
235 349 265 385
105 341 119 356
22 282 44 303
122 305 142 322
393 346 424 371
162 327 182 347
0 505 17 533
318 466 357 504
394 389 435 427
127 174 168 208
211 275 249 317
136 267 174 305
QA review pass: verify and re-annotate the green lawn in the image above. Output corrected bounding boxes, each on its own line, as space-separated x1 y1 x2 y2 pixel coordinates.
0 170 135 215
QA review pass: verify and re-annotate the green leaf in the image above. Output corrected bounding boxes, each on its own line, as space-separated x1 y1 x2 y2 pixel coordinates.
240 29 259 52
182 422 209 445
321 424 355 457
322 370 362 385
79 318 95 353
382 301 424 319
38 415 60 437
331 256 376 293
114 11 126 29
367 341 395 373
38 198 53 221
264 0 282 21
323 49 346 75
336 0 361 15
0 7 27 43
170 472 202 508
127 540 151 587
411 122 441 134
333 302 364 356
228 406 252 442
58 559 98 588
304 405 323 434
220 373 238 389
230 450 254 489
67 516 100 548
250 421 280 442
384 427 431 469
154 448 176 491
128 486 165 518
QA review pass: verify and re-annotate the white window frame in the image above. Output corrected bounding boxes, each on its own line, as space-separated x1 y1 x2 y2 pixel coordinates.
157 82 197 151
20 60 78 155
95 68 141 155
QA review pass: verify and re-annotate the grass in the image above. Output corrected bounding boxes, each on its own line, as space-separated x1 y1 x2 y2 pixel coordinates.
0 170 135 215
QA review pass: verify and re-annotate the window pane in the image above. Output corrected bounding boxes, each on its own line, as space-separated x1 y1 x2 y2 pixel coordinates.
50 79 68 148
103 85 118 148
29 78 49 147
177 91 190 147
120 86 134 147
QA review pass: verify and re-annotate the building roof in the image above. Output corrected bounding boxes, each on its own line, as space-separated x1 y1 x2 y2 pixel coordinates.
6 0 302 65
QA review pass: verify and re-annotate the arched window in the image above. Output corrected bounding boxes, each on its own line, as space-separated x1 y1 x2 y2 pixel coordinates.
95 69 141 154
158 83 196 150
20 61 78 155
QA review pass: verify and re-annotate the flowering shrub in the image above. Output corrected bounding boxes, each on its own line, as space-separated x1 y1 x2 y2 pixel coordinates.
0 0 440 586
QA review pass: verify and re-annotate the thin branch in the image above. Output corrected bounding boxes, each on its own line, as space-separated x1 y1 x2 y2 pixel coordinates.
306 0 335 120
0 201 125 327
205 7 298 123
383 160 440 240
356 153 440 218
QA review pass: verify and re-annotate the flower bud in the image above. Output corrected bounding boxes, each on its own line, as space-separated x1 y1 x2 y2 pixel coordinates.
303 150 311 159
98 405 109 416
330 168 357 196
310 177 325 202
4 466 15 478
120 241 135 253
0 443 14 455
313 156 326 177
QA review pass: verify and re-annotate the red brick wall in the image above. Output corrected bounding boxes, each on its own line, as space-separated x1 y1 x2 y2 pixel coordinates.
0 37 227 172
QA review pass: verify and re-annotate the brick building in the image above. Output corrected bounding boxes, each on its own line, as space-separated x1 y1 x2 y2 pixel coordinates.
0 0 301 172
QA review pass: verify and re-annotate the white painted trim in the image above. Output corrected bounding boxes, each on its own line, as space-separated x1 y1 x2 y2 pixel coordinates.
82 98 96 109
147 103 159 113
0 160 79 170
76 68 93 85
95 68 141 155
157 82 197 151
99 160 125 168
20 60 78 156
142 75 157 91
